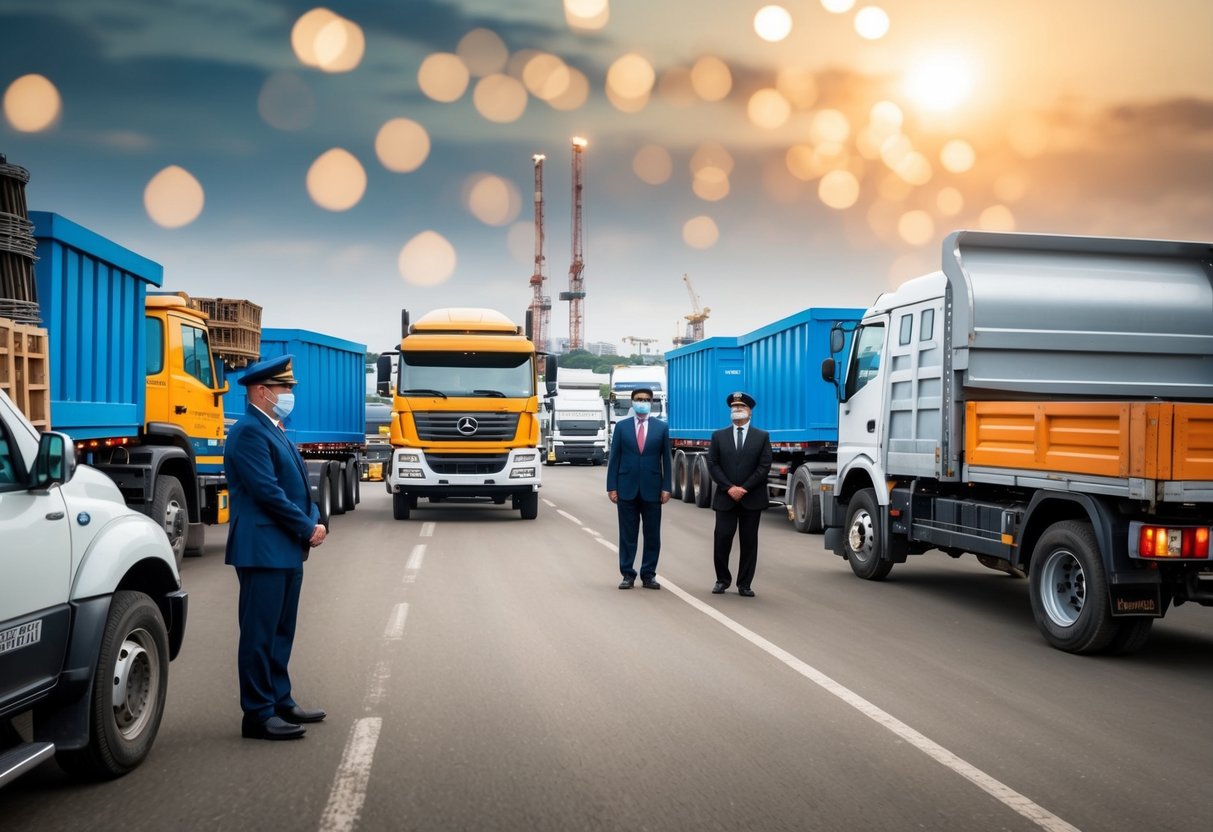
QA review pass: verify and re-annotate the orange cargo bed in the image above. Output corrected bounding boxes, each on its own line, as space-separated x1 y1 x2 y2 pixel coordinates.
965 401 1213 481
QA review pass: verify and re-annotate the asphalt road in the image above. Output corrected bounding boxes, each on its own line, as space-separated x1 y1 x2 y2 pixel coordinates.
3 464 1212 832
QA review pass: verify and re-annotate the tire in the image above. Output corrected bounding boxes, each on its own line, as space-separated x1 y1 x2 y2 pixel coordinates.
151 477 187 572
519 491 539 520
317 475 332 529
329 464 347 516
790 467 821 533
693 455 713 508
56 591 170 779
670 452 685 500
681 454 697 503
392 490 411 520
493 495 507 504
1028 520 1118 653
1106 618 1154 655
342 461 357 511
843 488 894 580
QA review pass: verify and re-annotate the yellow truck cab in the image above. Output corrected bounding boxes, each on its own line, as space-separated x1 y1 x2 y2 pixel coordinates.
377 308 556 520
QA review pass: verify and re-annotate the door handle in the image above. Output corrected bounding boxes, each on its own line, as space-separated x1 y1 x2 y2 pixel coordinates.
45 511 65 520
175 405 187 415
866 420 875 433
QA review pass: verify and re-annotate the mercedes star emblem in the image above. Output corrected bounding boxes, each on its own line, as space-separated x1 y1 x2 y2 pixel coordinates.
456 416 478 435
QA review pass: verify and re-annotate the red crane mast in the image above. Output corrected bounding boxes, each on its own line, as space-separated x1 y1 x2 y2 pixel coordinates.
527 153 551 352
560 137 587 351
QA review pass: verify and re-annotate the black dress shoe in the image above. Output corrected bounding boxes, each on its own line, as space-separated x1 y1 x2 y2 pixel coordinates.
641 578 661 590
618 578 635 589
277 705 327 723
738 587 755 597
242 715 306 740
712 581 729 594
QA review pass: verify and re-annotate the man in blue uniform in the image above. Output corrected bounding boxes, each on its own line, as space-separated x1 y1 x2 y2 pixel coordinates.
225 355 328 740
606 387 672 589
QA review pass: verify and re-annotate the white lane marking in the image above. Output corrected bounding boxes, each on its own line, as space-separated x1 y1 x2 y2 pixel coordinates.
659 577 1080 832
384 602 409 640
420 522 435 537
557 509 582 525
365 660 391 708
406 544 426 571
595 538 618 552
542 498 556 507
318 717 383 832
580 526 601 537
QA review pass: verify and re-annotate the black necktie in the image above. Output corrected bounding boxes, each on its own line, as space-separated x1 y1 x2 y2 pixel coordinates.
736 426 743 450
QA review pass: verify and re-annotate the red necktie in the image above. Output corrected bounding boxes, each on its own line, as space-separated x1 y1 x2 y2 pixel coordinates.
637 419 646 452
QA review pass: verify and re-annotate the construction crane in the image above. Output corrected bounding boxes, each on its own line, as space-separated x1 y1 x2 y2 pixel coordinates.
527 153 551 352
673 273 709 346
623 336 657 356
559 136 588 351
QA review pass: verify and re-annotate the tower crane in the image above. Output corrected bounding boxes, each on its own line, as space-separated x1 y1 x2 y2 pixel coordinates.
527 153 551 352
673 273 709 346
623 336 657 356
559 136 588 351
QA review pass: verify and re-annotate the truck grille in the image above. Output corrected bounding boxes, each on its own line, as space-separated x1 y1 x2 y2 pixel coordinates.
424 453 508 475
413 412 520 442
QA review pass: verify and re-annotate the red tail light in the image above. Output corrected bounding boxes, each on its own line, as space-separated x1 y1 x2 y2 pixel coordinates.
1138 525 1211 559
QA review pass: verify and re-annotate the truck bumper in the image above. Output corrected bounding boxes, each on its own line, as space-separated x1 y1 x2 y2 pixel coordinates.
387 447 542 497
552 443 606 464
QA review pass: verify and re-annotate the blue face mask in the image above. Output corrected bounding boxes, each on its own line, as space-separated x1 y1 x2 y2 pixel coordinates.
633 401 652 415
272 392 295 420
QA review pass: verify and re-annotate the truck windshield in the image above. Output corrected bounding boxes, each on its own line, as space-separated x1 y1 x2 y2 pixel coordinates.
845 323 885 399
399 351 532 398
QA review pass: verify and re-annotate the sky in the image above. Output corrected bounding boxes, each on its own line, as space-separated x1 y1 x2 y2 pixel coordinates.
2 0 1212 359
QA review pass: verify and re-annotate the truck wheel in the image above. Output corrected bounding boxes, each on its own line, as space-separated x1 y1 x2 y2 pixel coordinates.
790 467 822 533
693 456 713 508
670 452 685 500
1106 618 1154 655
317 475 332 528
519 491 539 520
342 462 357 511
329 464 347 516
1029 521 1117 653
392 491 411 520
55 591 170 780
681 454 697 503
844 489 894 580
151 477 187 571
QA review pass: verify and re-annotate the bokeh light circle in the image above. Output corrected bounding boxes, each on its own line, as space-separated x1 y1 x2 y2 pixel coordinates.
375 118 431 173
144 166 205 228
754 6 793 42
3 74 61 132
398 231 457 287
306 148 367 211
633 144 673 185
418 53 470 103
683 215 719 249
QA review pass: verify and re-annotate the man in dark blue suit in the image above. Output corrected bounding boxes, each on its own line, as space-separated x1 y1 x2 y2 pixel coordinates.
224 355 328 740
606 387 672 589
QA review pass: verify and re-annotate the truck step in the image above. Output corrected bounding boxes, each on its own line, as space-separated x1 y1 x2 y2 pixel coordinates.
0 741 55 788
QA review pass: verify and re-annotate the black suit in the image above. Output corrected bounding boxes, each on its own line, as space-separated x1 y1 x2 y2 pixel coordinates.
707 423 773 589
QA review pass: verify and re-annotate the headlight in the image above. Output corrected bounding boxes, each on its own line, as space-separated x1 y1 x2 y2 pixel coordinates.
398 453 420 463
398 468 424 478
510 468 536 479
514 453 536 463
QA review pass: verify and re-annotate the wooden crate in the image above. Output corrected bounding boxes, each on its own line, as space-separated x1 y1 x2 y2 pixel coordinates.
186 296 262 366
0 315 50 430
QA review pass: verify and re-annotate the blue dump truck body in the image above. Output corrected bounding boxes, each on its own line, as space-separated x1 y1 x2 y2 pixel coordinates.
665 307 864 532
31 211 162 440
226 327 367 525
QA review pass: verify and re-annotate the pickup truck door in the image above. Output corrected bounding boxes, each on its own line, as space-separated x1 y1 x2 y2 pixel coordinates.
0 426 72 711
837 318 888 485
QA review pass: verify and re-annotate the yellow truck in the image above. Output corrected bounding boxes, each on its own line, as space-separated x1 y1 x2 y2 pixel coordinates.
376 308 556 520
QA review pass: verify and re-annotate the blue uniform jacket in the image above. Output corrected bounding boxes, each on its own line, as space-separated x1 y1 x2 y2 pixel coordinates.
224 405 319 568
606 416 673 501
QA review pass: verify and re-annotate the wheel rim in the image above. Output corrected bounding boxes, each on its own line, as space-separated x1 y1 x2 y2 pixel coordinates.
112 627 160 740
847 507 875 564
1039 548 1086 627
162 499 185 551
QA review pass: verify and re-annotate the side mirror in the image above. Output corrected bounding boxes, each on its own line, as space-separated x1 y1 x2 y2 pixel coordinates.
213 379 230 408
543 354 558 397
525 309 534 341
401 309 411 338
32 432 76 490
821 357 836 384
376 353 393 397
829 328 845 354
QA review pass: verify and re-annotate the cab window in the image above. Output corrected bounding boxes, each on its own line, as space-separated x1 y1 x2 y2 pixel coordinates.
0 423 23 489
181 325 214 386
146 316 165 375
844 323 885 399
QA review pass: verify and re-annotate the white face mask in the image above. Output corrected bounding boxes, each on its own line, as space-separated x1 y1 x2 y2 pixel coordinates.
269 390 295 420
731 407 748 423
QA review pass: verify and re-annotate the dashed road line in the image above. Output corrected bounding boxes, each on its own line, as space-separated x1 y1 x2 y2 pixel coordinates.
580 526 600 537
318 717 383 832
405 544 426 571
384 602 409 640
556 509 582 525
420 522 435 537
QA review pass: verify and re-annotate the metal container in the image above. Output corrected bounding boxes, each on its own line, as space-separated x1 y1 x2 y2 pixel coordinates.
30 211 163 440
665 336 743 442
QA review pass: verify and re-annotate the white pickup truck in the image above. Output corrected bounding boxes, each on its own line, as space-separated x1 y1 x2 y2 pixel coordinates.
0 388 187 786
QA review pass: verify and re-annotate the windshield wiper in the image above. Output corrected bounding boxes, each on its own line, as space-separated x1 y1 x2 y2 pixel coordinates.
400 388 447 398
472 389 506 397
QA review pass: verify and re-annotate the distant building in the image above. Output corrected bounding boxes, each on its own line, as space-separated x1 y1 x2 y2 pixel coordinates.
554 338 617 356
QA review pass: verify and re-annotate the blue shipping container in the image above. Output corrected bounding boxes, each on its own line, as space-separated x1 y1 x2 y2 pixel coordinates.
30 211 164 441
226 328 365 446
665 307 864 445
